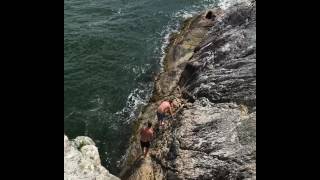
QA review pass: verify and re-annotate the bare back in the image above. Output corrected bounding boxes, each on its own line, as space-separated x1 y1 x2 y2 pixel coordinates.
140 127 154 142
157 101 171 113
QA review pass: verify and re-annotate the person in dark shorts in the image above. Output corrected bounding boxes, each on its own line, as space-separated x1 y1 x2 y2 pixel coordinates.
140 121 154 158
157 99 174 126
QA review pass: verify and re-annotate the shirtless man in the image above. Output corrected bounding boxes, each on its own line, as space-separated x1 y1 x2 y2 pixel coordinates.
157 99 174 126
198 10 217 27
140 121 154 158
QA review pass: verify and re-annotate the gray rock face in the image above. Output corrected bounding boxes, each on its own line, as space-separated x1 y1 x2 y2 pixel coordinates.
171 1 256 179
120 1 256 179
167 99 256 179
181 1 256 109
64 135 120 180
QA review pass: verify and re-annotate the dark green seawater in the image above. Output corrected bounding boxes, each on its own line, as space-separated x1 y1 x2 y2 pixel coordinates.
64 0 218 174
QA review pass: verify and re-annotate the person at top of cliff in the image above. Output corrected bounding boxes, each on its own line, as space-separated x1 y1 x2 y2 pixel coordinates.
157 99 174 126
205 10 216 20
140 121 154 158
198 10 216 27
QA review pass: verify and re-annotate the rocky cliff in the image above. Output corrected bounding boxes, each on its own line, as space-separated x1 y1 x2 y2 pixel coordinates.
64 135 120 180
120 0 256 179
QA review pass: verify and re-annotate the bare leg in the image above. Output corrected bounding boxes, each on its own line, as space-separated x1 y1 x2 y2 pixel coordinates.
144 147 149 158
143 147 146 157
141 144 145 157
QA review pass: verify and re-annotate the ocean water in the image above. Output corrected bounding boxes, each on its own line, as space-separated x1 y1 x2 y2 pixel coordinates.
64 0 219 174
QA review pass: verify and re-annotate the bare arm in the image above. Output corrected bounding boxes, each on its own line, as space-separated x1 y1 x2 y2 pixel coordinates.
170 107 173 116
151 130 155 140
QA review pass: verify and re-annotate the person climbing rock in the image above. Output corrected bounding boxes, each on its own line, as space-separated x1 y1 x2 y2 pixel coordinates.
198 10 216 27
140 121 154 158
157 99 174 126
205 10 216 20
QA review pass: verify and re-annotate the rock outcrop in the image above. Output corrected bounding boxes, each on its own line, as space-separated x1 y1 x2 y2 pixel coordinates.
120 0 255 179
64 135 120 180
171 3 256 177
171 2 256 179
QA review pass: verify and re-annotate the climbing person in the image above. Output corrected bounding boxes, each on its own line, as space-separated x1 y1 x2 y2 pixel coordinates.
140 121 154 158
198 10 216 27
157 99 174 126
205 10 216 20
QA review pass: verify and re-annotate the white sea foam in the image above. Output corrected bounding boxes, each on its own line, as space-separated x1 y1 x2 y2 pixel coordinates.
158 5 217 70
218 0 251 10
115 80 153 124
115 0 244 125
158 24 178 71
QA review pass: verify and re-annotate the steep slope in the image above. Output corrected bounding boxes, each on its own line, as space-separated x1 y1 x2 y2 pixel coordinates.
64 135 120 180
121 0 256 179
